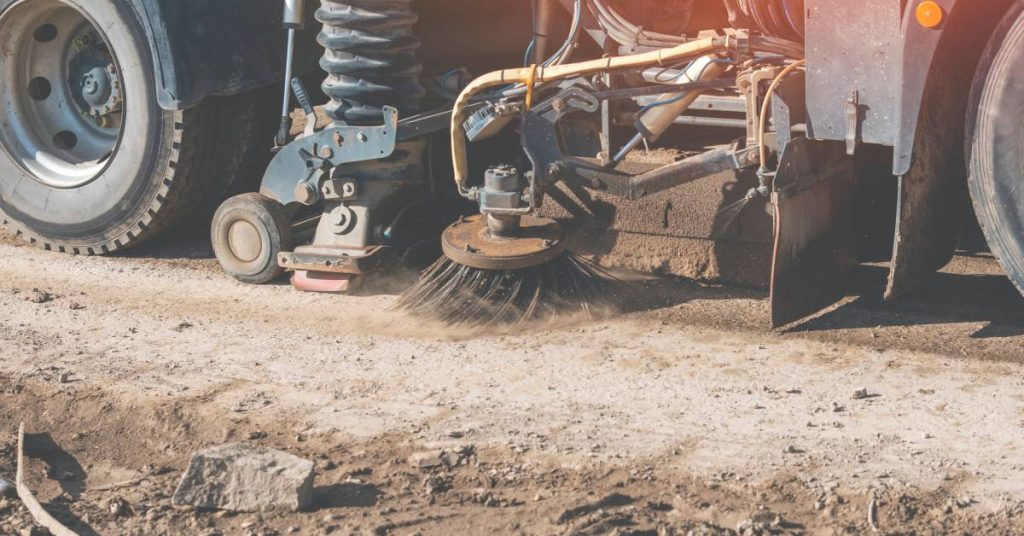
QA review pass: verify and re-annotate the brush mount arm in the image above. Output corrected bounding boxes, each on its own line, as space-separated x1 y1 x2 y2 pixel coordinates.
516 85 761 204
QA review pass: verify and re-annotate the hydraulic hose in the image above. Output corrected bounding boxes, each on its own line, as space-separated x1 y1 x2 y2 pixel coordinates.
758 59 806 175
450 36 733 192
589 0 691 48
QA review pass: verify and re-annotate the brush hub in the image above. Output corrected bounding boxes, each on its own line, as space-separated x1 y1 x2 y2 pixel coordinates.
442 214 566 270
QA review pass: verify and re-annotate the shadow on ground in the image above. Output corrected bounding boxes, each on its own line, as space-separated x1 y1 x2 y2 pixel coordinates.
790 263 1024 338
23 433 100 536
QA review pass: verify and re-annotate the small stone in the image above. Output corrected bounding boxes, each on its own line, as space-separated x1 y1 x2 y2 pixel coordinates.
852 388 869 400
783 445 801 454
408 450 445 469
955 495 973 508
172 444 315 512
28 289 54 304
58 372 71 384
831 402 845 412
422 475 452 496
107 497 129 517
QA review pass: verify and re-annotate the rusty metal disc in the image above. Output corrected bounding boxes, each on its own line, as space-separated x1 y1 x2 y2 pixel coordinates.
441 214 566 270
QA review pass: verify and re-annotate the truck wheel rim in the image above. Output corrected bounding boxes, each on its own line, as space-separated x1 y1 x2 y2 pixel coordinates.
0 0 125 189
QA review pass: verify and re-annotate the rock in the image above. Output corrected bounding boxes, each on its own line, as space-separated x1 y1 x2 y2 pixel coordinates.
28 289 54 304
852 388 869 400
58 372 71 384
0 478 16 498
172 443 314 512
408 450 445 469
107 496 129 517
422 475 452 496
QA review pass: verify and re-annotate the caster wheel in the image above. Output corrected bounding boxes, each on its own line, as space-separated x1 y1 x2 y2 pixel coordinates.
211 193 294 284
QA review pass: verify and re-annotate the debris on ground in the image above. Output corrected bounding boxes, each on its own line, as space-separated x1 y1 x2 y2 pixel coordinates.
735 510 801 535
172 444 314 512
26 289 54 304
408 450 445 469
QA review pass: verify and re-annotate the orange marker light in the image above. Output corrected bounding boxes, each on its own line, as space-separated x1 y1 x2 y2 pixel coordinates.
916 1 944 28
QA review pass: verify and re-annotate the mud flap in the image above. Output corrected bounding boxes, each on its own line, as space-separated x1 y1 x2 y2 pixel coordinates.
884 83 966 300
770 138 857 328
884 169 962 300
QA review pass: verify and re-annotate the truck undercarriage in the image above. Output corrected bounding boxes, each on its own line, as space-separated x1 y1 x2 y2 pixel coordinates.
0 0 1022 327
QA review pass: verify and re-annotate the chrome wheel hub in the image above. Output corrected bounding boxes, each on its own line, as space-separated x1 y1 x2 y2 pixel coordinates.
0 0 126 189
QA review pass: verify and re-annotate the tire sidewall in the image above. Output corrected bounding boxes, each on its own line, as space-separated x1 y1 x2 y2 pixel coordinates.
967 0 1024 292
0 0 173 250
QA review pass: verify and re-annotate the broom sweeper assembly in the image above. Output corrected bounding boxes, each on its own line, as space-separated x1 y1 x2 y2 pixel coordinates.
2 0 1024 327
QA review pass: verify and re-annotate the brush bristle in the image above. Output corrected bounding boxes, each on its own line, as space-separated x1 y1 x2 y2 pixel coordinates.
396 251 617 326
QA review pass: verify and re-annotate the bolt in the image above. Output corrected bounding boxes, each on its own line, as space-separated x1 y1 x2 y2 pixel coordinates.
546 163 563 179
333 131 344 146
552 99 566 112
320 146 334 159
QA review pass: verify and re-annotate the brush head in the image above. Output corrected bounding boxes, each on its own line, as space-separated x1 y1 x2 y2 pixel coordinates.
441 214 566 270
396 250 617 326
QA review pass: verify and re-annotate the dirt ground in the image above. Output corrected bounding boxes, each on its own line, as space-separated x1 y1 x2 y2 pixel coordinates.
1 228 1023 535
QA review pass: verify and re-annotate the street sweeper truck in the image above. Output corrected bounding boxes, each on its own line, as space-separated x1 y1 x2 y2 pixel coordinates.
1 0 1022 326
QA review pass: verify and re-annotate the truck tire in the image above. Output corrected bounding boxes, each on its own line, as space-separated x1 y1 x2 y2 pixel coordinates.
0 0 277 254
967 0 1024 295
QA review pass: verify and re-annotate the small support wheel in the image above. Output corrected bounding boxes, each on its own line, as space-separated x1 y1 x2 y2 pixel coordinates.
211 193 294 284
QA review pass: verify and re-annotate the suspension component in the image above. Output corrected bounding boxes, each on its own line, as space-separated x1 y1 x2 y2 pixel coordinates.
277 0 307 146
317 0 425 125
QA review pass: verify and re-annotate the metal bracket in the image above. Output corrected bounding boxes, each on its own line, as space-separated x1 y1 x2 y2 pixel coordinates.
260 106 399 206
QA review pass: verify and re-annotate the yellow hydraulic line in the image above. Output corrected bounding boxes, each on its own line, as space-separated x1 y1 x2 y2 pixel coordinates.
449 36 734 193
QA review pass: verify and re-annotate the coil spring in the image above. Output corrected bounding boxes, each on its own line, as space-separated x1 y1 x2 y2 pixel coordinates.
317 0 425 125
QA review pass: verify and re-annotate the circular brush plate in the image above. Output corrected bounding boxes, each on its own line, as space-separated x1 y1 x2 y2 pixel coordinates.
442 214 567 270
